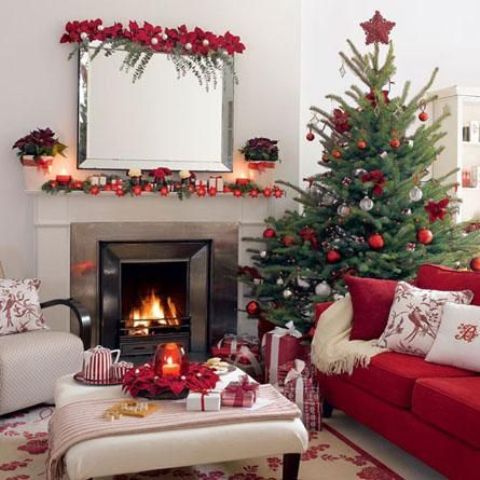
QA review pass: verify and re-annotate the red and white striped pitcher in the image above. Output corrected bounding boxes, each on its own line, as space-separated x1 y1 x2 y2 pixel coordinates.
82 345 120 382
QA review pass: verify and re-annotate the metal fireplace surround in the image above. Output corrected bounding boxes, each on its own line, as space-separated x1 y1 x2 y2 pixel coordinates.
70 222 238 358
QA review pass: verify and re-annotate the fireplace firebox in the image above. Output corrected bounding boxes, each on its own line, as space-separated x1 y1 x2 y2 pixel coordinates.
100 241 211 360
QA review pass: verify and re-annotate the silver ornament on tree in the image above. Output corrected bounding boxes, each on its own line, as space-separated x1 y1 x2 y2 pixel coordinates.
342 176 353 187
337 203 351 217
314 281 332 298
406 242 416 252
282 288 293 299
259 250 268 258
354 168 368 178
297 277 310 289
359 195 374 211
253 278 263 285
402 208 412 216
409 185 423 202
322 193 335 205
276 277 285 286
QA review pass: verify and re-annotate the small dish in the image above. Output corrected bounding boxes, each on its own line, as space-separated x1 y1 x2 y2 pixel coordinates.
73 372 123 386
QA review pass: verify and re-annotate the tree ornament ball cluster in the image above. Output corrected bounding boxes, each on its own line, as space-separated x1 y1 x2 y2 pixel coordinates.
470 257 480 272
417 228 434 245
368 233 385 250
246 300 261 317
263 227 276 239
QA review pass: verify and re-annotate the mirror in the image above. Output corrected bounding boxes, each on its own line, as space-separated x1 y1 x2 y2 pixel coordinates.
78 43 234 171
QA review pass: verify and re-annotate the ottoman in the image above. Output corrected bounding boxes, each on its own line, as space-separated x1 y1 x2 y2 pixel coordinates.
54 369 309 480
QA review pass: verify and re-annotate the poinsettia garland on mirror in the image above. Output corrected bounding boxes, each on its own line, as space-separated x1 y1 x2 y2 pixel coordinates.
60 19 246 87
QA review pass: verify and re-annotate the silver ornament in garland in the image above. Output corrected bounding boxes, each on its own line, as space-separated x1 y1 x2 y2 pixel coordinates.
314 281 332 298
276 277 285 286
359 195 374 211
409 185 423 202
337 203 351 217
297 276 310 289
406 242 416 252
402 208 412 216
259 250 268 258
282 288 293 299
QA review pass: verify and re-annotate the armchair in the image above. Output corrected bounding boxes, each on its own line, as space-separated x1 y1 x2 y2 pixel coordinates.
0 298 92 416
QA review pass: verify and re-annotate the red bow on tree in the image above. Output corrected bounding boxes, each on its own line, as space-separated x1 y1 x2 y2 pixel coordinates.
332 109 351 133
365 90 390 107
238 266 262 280
361 169 386 196
424 198 449 222
150 167 172 180
299 226 319 250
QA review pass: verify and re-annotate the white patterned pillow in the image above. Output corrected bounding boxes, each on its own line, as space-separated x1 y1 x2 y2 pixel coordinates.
377 282 473 357
0 279 46 335
426 303 480 372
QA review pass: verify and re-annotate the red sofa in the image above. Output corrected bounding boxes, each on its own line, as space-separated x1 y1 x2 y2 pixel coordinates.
315 299 480 479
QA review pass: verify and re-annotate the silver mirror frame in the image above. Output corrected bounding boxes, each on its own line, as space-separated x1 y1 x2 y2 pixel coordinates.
77 42 234 172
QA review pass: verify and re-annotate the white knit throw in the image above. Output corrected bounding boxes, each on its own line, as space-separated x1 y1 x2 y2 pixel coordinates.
311 294 387 375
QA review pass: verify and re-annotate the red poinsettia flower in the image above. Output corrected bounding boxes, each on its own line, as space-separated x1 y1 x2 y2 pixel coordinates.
150 167 172 180
332 109 351 133
299 226 319 249
425 197 450 222
361 169 386 197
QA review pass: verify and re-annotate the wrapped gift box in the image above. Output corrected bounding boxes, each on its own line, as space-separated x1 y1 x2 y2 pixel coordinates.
186 390 221 411
263 322 302 385
211 334 260 359
221 376 258 408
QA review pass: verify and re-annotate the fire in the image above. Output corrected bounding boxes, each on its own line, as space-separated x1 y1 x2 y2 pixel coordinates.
129 290 180 335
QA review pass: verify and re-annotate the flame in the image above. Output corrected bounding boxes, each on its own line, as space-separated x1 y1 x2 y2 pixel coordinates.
129 290 180 335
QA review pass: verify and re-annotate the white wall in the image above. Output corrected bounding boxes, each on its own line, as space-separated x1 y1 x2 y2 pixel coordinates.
0 0 301 278
300 0 480 181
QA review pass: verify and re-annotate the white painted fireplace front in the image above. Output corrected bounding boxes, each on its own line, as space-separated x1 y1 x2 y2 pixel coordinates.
31 193 272 337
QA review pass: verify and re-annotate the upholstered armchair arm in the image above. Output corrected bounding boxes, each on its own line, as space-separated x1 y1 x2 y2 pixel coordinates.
40 298 92 349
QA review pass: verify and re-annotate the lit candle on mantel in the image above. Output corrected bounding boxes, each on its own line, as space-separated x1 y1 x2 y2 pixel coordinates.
56 168 72 186
162 356 181 377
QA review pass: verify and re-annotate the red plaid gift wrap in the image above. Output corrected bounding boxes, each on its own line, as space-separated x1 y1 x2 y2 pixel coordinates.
282 359 322 431
221 375 259 408
262 322 302 385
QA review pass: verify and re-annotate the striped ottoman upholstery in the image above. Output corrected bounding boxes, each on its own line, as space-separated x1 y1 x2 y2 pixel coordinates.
0 330 83 415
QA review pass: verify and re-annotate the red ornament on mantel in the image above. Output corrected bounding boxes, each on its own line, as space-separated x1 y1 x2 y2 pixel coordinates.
263 227 276 239
159 186 169 196
360 11 396 45
115 188 125 197
143 183 153 192
249 189 259 198
89 185 100 196
368 233 385 250
208 186 217 197
233 189 243 198
470 257 480 272
197 186 207 197
263 187 273 198
326 250 342 264
132 185 142 196
417 228 434 245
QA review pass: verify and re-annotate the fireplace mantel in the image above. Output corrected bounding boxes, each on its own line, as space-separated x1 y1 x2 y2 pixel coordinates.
32 193 271 336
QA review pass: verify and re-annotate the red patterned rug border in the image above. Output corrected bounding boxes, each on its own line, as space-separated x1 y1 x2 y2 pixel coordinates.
322 422 406 480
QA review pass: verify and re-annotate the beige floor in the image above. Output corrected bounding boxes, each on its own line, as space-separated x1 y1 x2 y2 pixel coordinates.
327 411 445 479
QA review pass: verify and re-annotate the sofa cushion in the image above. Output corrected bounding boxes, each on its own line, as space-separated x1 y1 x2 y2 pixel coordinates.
345 275 397 340
417 264 480 305
412 377 480 449
344 352 473 408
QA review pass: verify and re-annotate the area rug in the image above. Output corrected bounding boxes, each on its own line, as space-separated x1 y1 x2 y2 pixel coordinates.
0 406 404 480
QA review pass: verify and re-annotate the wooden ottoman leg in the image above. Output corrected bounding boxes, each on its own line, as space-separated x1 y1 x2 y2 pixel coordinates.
282 453 301 480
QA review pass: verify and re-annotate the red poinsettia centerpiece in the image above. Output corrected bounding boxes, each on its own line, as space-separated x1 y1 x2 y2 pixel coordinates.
122 362 219 400
13 128 67 167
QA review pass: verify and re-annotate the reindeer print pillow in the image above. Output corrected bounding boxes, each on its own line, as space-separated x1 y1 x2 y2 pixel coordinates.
0 279 46 336
377 282 473 357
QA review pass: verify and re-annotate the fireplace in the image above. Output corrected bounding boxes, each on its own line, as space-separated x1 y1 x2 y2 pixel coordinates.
70 222 238 361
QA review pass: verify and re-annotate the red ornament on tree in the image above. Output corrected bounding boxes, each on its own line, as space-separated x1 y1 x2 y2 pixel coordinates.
332 149 342 159
246 300 261 317
299 226 319 249
418 111 429 122
322 152 330 163
326 250 341 263
282 235 296 247
390 138 401 149
365 89 390 107
470 257 480 272
332 108 351 133
357 139 367 150
417 228 434 245
263 227 276 239
368 233 385 250
360 10 396 45
306 131 315 141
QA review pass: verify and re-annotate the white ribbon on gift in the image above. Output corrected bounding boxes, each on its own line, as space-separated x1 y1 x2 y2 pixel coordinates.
284 358 306 416
262 321 302 385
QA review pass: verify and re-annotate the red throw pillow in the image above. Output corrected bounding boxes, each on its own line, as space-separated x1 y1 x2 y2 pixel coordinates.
417 264 480 305
345 275 398 340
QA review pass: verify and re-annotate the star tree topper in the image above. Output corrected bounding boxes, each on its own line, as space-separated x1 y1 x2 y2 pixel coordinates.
360 11 396 45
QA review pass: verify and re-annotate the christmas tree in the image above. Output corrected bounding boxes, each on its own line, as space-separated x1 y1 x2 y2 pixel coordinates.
239 11 480 332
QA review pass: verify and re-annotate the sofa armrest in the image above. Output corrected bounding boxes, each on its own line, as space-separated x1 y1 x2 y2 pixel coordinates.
40 298 91 349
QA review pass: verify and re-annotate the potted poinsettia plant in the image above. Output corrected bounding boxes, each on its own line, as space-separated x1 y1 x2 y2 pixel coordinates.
12 128 67 170
239 137 279 172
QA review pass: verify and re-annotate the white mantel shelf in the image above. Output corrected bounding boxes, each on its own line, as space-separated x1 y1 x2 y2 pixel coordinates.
31 191 271 336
